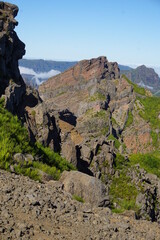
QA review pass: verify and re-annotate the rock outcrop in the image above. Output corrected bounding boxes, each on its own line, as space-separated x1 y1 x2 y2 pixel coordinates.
39 56 160 221
0 2 25 95
0 2 59 150
39 57 135 175
60 171 110 207
39 55 156 171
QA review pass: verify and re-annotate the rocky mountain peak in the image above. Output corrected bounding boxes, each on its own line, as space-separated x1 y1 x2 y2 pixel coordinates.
39 56 120 98
38 56 135 174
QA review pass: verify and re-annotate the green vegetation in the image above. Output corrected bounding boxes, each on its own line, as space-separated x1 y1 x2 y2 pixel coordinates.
111 150 160 213
122 74 146 96
72 195 84 203
13 164 41 181
31 110 36 117
125 110 133 128
110 171 139 213
129 152 160 178
0 98 74 181
111 117 117 125
138 96 160 147
100 126 109 136
97 146 102 155
138 97 160 129
88 92 106 102
108 134 120 149
114 153 128 170
94 110 107 118
85 109 107 119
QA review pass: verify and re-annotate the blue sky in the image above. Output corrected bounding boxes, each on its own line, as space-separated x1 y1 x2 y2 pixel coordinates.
9 0 160 66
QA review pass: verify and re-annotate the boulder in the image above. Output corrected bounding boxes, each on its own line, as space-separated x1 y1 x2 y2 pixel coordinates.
13 153 34 165
37 170 54 183
13 153 25 164
60 171 110 207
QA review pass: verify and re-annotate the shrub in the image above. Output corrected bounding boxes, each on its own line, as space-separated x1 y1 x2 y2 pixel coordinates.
72 195 85 203
114 153 128 170
110 171 138 212
122 75 146 96
129 153 160 178
108 134 120 149
0 97 74 181
31 110 36 117
88 92 106 102
138 97 160 148
125 110 133 128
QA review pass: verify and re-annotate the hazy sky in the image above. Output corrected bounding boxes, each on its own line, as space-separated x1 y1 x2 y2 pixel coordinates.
9 0 160 66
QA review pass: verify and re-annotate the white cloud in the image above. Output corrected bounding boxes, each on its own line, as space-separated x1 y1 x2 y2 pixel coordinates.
19 66 60 79
138 81 153 90
19 66 36 75
19 66 61 85
152 67 160 77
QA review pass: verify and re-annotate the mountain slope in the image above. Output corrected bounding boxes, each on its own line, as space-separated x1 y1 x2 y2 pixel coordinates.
0 2 74 182
39 56 160 218
121 65 160 92
0 1 160 229
19 59 134 88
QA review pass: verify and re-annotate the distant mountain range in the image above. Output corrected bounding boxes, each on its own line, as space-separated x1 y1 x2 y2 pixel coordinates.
19 59 77 87
19 59 160 94
118 64 132 71
121 65 160 94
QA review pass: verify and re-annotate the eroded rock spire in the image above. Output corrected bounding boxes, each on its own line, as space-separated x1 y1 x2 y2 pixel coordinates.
0 2 25 96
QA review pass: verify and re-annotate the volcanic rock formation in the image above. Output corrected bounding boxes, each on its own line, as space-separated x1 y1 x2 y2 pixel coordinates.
0 2 59 150
39 56 160 221
1 1 160 228
0 2 25 95
39 56 153 175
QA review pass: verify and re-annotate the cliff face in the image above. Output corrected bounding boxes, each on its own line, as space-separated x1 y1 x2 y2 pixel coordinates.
39 56 153 173
0 2 59 150
39 57 130 173
0 2 25 95
39 58 160 221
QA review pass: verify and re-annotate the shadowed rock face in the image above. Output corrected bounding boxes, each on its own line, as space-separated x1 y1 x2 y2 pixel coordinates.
0 2 25 95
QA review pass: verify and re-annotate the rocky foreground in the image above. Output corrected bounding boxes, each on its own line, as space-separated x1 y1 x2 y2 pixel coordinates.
0 169 160 240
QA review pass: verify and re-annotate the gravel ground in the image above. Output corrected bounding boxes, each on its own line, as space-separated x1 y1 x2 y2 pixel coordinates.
0 169 160 240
